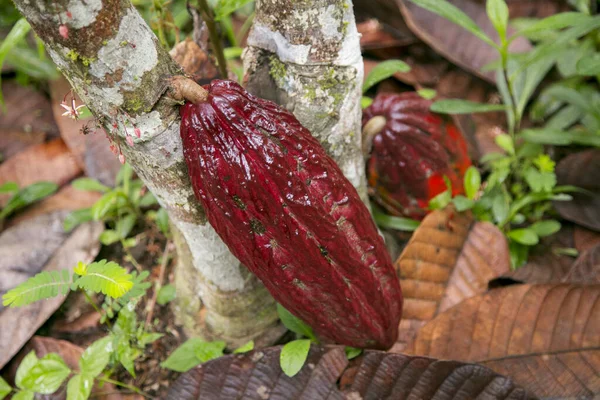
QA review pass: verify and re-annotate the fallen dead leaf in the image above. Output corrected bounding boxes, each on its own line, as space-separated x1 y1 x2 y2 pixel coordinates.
563 244 600 284
406 283 600 398
392 207 511 352
0 214 103 369
170 38 220 85
0 129 46 161
575 226 600 253
0 81 59 137
167 345 533 399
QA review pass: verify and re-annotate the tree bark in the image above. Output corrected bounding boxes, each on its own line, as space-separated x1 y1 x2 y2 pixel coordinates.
244 0 368 202
12 0 280 347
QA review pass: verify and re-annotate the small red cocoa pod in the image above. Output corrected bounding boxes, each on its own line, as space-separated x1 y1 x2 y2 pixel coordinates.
362 93 471 220
180 80 402 349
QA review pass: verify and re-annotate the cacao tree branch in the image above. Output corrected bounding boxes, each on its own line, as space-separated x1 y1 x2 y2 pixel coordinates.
12 0 280 347
243 0 368 201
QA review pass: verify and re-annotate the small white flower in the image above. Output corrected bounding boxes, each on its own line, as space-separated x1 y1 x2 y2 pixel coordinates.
60 98 86 120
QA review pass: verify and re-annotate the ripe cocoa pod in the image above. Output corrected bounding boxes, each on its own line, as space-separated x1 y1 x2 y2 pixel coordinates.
363 93 471 220
180 80 403 349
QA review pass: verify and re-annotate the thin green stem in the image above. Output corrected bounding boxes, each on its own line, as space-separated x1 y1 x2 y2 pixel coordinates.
97 376 155 399
83 291 112 330
197 0 228 78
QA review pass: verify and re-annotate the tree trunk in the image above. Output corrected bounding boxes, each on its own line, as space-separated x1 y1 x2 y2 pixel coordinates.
12 0 280 347
244 0 368 202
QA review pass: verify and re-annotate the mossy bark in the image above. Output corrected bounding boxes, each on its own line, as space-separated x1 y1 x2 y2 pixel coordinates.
243 0 368 202
13 0 279 347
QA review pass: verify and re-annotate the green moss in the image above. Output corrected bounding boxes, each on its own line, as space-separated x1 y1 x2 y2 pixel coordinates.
66 49 79 62
268 55 287 85
66 49 95 67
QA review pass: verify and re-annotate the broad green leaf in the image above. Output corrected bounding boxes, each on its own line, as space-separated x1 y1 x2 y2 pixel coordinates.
0 377 12 400
362 60 410 93
161 338 224 372
155 207 169 235
116 340 139 377
91 191 119 220
576 53 600 76
116 214 136 239
464 166 481 200
0 182 58 219
79 336 113 377
71 178 111 193
345 347 362 360
515 12 592 35
544 86 600 118
195 341 226 363
494 134 514 155
0 19 31 108
509 241 529 269
361 96 373 109
63 208 93 232
11 391 34 400
214 0 254 20
486 0 509 42
15 351 38 390
280 339 310 377
5 45 58 81
233 340 254 354
138 191 158 207
21 354 71 395
75 260 133 298
508 228 539 245
372 208 420 231
530 220 561 237
66 374 92 400
408 0 496 48
138 332 163 347
157 284 176 305
0 182 18 194
452 195 474 212
99 230 121 245
277 304 317 342
430 99 507 114
417 88 436 100
521 128 600 147
491 192 509 224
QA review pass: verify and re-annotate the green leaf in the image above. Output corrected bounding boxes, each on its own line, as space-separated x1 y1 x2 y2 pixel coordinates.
452 195 475 212
360 96 373 109
530 220 561 237
138 191 158 207
495 134 514 155
408 0 497 48
157 284 176 305
344 347 362 360
116 163 133 186
428 176 452 211
464 166 481 200
1 182 58 219
417 88 437 100
233 340 255 354
515 12 592 36
0 182 18 194
71 178 111 193
277 304 317 342
362 60 410 93
161 338 225 372
138 332 163 347
509 241 529 269
2 270 72 307
155 207 169 235
0 19 31 108
486 0 509 42
521 128 600 147
15 351 38 389
280 339 310 377
214 0 254 20
66 374 92 400
116 214 136 239
75 260 133 298
21 354 71 394
11 391 34 400
372 207 420 231
91 191 119 221
195 341 226 363
430 99 507 114
64 208 93 232
553 247 579 257
5 46 58 81
116 341 139 377
223 46 243 59
491 192 509 224
0 377 11 400
508 228 539 245
79 336 113 377
544 86 600 118
576 53 600 76
99 230 121 246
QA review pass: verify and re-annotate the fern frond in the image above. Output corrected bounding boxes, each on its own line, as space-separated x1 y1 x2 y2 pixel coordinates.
3 270 72 307
75 260 133 298
100 271 150 323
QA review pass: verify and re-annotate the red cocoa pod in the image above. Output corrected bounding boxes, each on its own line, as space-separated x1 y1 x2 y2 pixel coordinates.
180 80 402 349
363 93 472 220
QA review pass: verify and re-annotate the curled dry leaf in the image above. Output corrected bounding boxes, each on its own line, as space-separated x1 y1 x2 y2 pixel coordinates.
169 38 220 85
392 207 511 352
398 0 532 84
0 214 103 369
166 345 534 399
406 283 600 398
554 149 600 232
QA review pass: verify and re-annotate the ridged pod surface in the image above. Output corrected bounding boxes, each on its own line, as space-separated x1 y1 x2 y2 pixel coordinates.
363 93 472 220
180 80 402 349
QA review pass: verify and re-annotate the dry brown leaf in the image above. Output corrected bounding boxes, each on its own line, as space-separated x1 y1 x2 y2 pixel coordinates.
563 244 600 284
167 345 533 399
398 0 532 84
554 149 600 232
0 216 103 369
170 38 220 85
575 227 600 253
504 0 571 18
0 81 59 137
392 207 511 352
406 283 600 398
0 129 46 161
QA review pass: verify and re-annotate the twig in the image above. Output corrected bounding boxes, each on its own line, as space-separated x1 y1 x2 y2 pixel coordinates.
196 0 228 78
97 376 156 399
144 240 172 329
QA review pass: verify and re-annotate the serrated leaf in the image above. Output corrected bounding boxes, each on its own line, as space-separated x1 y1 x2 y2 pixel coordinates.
277 304 317 342
0 377 10 400
280 339 310 377
233 340 254 354
21 353 71 394
156 284 176 305
362 60 410 93
430 99 507 114
508 228 539 245
407 0 496 48
15 351 38 390
2 270 72 307
79 336 113 377
71 178 111 193
66 374 92 400
75 260 133 298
